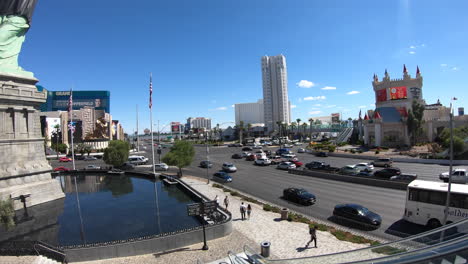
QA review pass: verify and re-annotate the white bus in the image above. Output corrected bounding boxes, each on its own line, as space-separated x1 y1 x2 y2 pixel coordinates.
404 180 468 228
128 155 148 165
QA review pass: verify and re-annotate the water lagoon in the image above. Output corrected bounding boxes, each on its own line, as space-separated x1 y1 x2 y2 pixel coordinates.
1 174 202 247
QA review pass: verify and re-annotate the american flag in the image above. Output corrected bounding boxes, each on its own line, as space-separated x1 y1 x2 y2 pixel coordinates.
149 73 153 109
67 89 73 119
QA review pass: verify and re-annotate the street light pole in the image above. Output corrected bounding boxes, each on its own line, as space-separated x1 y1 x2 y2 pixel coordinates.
205 133 210 184
442 101 455 226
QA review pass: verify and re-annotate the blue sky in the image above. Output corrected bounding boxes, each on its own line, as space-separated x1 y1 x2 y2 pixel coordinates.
22 0 467 132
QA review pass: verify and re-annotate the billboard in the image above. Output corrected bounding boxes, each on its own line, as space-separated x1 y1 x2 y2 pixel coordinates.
171 122 181 133
376 89 387 102
331 113 340 123
42 91 110 113
389 86 407 100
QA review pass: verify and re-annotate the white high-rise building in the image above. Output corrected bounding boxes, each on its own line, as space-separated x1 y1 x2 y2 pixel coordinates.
261 54 290 132
186 117 211 131
235 99 264 125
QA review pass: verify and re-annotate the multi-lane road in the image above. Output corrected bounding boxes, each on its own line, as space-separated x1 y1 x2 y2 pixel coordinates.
50 143 466 241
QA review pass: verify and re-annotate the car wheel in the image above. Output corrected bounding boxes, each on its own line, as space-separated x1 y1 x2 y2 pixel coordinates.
427 219 441 229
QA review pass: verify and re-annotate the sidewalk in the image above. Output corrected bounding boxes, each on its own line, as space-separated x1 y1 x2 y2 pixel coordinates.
1 176 382 264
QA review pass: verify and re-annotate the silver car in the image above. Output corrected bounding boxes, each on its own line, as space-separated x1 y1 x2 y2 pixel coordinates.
277 162 296 170
154 163 169 171
222 162 237 172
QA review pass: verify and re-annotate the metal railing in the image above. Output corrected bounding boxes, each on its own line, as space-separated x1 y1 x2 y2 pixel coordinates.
34 241 68 263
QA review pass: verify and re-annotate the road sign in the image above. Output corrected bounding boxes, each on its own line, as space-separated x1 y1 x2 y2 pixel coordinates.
187 203 201 216
187 201 218 216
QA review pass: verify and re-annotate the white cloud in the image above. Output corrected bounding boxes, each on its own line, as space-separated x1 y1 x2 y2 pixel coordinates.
298 98 303 102
452 67 459 71
304 96 326 101
421 44 426 47
359 105 367 109
231 104 235 108
325 105 336 108
308 110 322 115
369 103 376 108
296 80 315 88
321 86 337 90
215 106 227 111
410 45 416 49
409 51 416 55
291 105 297 109
347 91 360 95
440 64 448 67
314 104 322 107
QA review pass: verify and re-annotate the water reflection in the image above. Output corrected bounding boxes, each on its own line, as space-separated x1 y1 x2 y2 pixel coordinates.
1 175 201 247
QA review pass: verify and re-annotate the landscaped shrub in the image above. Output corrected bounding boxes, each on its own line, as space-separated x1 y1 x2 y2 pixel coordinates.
350 149 356 154
328 145 336 152
375 150 380 154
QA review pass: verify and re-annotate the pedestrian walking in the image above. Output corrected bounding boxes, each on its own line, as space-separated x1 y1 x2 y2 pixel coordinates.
306 226 317 248
224 196 229 210
247 204 252 219
240 202 246 220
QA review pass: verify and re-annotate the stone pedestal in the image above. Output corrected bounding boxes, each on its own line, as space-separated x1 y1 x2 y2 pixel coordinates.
0 73 64 210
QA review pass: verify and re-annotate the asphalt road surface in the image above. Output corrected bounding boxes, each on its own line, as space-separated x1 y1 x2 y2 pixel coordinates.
50 142 466 241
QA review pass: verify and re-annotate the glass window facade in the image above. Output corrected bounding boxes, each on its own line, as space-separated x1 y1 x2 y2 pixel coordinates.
41 91 110 113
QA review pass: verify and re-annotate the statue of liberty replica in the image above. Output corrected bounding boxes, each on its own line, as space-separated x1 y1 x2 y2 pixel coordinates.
0 0 64 211
0 0 37 77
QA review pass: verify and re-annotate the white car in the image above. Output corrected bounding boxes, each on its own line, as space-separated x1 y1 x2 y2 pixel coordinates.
439 169 467 184
85 165 101 170
294 142 302 146
253 145 263 149
353 163 374 172
277 162 296 170
241 152 251 158
297 148 306 153
281 153 296 159
154 163 169 171
222 162 237 172
255 158 272 166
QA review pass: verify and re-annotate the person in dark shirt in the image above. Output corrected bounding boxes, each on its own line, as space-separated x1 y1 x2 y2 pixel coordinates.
306 226 317 248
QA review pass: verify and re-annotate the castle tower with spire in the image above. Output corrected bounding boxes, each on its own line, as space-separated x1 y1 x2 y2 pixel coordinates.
361 65 424 147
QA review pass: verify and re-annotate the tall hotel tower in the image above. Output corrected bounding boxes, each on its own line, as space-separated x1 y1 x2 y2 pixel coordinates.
261 54 291 132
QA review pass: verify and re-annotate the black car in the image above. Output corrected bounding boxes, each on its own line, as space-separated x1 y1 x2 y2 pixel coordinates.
200 160 213 168
374 168 401 179
242 147 253 151
356 171 373 177
305 161 330 170
264 150 272 156
315 152 328 157
231 153 243 159
117 162 135 170
283 188 316 205
333 204 382 227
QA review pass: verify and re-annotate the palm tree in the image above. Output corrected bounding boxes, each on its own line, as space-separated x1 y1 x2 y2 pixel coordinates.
296 118 301 137
308 118 314 140
301 123 307 141
247 123 252 138
290 122 297 140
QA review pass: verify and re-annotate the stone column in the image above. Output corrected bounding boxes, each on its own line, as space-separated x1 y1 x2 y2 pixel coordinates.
374 121 382 147
0 73 64 210
363 122 369 145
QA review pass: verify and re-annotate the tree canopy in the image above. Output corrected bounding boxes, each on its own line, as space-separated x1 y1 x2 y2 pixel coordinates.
407 100 425 145
162 140 195 177
103 140 130 167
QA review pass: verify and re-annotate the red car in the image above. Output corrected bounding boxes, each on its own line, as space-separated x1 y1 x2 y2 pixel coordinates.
59 157 72 162
289 159 303 167
246 154 257 161
54 166 70 171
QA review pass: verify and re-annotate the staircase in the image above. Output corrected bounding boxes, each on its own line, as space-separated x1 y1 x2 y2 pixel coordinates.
334 127 353 144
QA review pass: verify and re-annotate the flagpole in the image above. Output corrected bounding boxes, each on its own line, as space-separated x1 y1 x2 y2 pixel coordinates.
69 88 86 244
136 104 140 152
149 73 156 175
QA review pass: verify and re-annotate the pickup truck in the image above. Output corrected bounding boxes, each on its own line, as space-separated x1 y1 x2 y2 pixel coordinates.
439 169 467 184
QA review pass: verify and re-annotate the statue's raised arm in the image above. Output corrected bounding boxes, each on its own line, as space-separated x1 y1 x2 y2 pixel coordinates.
0 0 38 78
